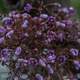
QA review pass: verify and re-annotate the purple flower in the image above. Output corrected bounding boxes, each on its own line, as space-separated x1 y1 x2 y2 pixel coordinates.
15 13 21 18
0 37 5 44
1 48 9 56
73 60 80 70
70 48 79 56
2 17 13 26
0 27 6 37
57 55 67 63
22 13 30 19
15 46 22 55
24 3 32 12
28 58 38 66
35 74 44 80
47 51 56 63
62 20 72 27
39 58 46 67
1 48 12 57
47 64 54 74
48 16 55 22
6 30 14 38
46 31 57 42
61 7 69 14
22 20 29 28
1 48 12 63
57 32 64 42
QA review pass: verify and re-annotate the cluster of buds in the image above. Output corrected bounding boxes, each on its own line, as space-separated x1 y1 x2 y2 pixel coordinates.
0 2 80 80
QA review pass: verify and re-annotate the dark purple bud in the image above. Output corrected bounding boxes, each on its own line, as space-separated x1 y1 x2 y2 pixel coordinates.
24 3 32 12
48 16 55 22
57 55 67 63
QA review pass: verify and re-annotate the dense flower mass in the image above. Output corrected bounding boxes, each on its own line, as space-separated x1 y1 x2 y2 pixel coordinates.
0 2 80 80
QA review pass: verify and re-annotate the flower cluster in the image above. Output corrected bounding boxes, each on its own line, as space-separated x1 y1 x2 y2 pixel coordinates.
0 2 80 80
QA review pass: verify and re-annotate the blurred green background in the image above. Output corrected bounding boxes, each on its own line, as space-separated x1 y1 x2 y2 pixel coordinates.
71 0 80 18
0 0 7 13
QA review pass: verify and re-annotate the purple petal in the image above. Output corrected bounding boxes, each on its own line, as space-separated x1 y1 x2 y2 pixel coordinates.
40 14 48 19
35 74 44 80
15 46 22 55
6 30 14 38
47 54 56 63
22 20 29 28
0 37 5 44
73 60 80 70
47 64 54 74
39 59 46 67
